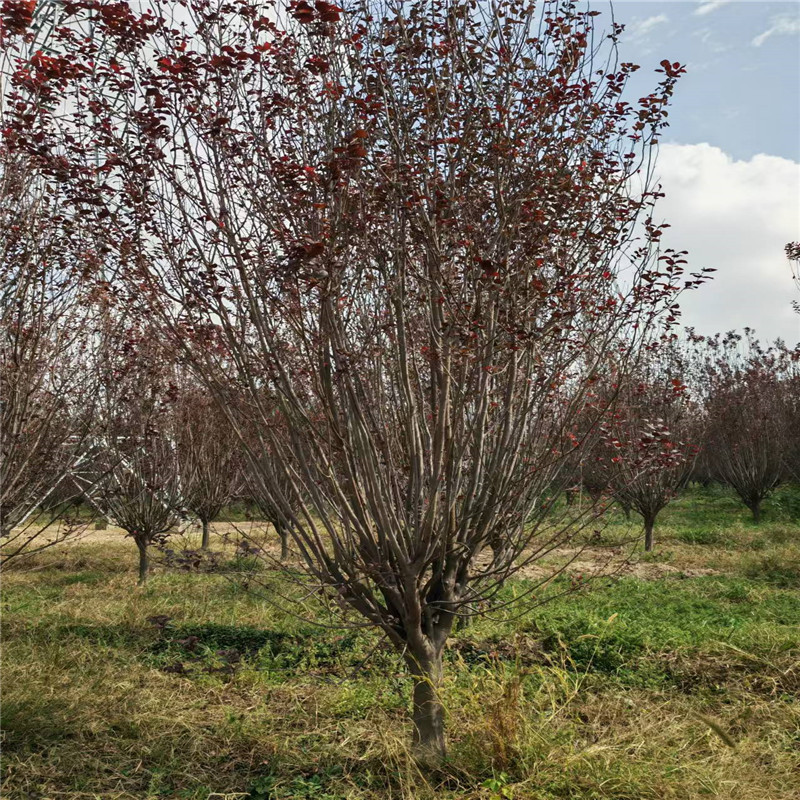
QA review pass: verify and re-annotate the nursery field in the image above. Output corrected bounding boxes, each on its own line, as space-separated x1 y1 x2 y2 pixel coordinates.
2 486 799 800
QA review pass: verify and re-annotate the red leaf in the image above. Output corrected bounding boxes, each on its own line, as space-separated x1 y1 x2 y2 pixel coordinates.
346 142 367 158
306 55 329 75
291 1 315 23
315 1 342 22
1 0 35 35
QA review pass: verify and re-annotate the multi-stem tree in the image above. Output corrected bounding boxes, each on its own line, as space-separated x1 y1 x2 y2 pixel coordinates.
91 428 184 584
84 327 185 584
1 0 140 563
0 153 100 564
236 392 315 563
697 332 797 523
587 347 699 551
176 385 240 549
241 426 299 562
7 0 709 763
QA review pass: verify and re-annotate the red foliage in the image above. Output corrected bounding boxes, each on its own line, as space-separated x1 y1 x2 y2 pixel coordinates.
316 1 343 22
291 1 315 24
0 0 35 35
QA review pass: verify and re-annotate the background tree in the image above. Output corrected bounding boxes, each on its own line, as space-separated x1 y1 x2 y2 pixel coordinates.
79 327 184 584
176 385 240 550
238 410 300 563
698 332 797 523
787 241 800 315
784 244 800 481
6 0 709 763
783 357 800 486
587 347 699 551
0 153 100 564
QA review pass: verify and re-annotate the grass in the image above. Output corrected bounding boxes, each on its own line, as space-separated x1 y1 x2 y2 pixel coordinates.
2 486 799 799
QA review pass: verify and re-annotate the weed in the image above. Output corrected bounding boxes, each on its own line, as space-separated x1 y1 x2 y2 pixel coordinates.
743 554 800 588
676 528 728 546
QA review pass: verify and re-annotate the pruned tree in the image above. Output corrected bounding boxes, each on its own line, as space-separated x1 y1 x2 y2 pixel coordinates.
0 153 101 565
697 331 797 523
176 385 240 549
7 0 709 764
80 327 185 584
586 347 699 551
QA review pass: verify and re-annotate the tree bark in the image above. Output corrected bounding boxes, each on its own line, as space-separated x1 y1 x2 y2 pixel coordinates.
644 516 655 552
277 522 289 561
201 518 210 549
406 646 446 768
136 537 149 585
750 500 761 524
454 611 473 632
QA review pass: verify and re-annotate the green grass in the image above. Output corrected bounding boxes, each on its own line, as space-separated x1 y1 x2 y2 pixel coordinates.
2 486 799 799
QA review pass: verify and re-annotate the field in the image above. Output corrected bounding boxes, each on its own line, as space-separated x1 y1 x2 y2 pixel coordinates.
2 486 799 800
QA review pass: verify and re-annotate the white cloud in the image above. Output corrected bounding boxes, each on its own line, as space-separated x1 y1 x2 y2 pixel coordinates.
752 14 800 47
628 14 669 40
694 1 732 17
653 143 800 343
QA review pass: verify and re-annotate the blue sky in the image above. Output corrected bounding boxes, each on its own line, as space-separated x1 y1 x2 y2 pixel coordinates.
585 1 800 343
597 0 800 161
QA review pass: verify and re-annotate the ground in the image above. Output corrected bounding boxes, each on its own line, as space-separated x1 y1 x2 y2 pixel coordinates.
2 486 799 799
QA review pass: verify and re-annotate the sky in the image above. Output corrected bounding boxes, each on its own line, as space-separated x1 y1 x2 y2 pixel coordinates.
585 0 800 344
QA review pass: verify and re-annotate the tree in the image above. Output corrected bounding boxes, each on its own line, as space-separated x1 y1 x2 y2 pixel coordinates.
586 346 698 551
79 327 184 584
241 425 299 562
0 153 100 564
697 332 797 523
788 241 800 315
783 244 800 481
176 385 240 549
784 373 800 485
7 0 706 764
91 429 184 584
1 0 141 564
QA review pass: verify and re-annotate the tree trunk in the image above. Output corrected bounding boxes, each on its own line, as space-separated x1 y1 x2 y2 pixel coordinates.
277 522 289 561
136 538 149 585
644 516 655 552
406 647 446 768
489 536 513 572
201 518 210 549
454 610 473 632
750 500 761 524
